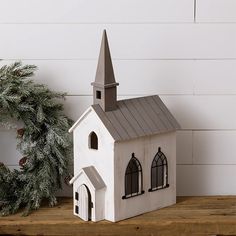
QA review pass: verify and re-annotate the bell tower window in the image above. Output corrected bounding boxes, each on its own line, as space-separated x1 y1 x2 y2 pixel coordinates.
91 30 119 111
96 91 101 99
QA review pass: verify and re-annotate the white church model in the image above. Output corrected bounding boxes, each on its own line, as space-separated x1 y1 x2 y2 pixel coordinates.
69 30 180 222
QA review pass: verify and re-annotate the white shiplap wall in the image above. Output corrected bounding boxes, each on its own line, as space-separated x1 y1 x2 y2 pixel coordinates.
0 0 236 196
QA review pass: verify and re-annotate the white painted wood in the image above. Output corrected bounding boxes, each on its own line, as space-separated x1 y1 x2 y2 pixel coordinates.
3 94 236 166
193 131 236 165
8 163 236 196
1 24 236 59
114 132 176 221
112 60 194 95
70 85 177 221
5 59 236 96
1 59 195 95
0 125 190 167
72 108 115 221
63 95 140 122
194 60 236 95
197 0 236 22
0 0 194 23
3 128 236 168
161 95 236 129
62 96 92 121
4 59 236 96
1 0 236 199
64 95 236 130
177 165 236 196
0 129 21 165
71 168 105 221
38 93 236 131
78 184 89 221
176 131 193 164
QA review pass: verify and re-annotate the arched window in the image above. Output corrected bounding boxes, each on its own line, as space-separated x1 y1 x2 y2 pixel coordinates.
122 153 144 199
149 147 169 192
89 132 98 150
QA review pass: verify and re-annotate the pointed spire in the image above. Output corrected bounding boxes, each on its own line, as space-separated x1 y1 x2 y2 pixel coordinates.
92 30 119 87
91 30 119 112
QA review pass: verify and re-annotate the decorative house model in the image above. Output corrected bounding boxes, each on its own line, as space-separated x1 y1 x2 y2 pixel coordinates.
69 30 180 222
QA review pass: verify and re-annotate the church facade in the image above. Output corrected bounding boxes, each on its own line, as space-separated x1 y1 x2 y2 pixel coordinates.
69 30 180 222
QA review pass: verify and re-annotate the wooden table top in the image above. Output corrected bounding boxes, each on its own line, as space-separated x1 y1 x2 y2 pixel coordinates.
0 196 236 236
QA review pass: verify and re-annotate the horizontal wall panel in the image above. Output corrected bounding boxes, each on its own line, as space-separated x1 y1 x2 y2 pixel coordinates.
3 95 236 165
0 24 236 59
177 131 193 164
194 60 236 94
177 165 236 196
0 129 192 166
3 59 236 96
193 131 236 164
161 95 236 129
63 95 236 130
0 60 194 95
63 96 93 122
0 0 193 23
7 164 236 196
0 130 21 166
5 128 236 166
197 0 236 22
64 95 142 121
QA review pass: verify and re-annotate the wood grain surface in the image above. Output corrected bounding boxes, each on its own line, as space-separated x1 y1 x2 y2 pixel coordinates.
0 197 236 236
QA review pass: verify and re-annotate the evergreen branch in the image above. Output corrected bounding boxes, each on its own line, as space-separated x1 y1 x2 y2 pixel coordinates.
0 61 73 216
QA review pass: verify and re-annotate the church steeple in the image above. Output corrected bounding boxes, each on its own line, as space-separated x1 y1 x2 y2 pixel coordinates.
91 30 119 112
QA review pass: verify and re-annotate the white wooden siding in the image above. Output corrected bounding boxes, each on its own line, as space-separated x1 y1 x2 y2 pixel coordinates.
0 0 236 196
193 131 236 165
1 59 236 96
0 24 236 59
176 131 193 165
0 0 193 23
177 165 236 196
0 130 21 166
197 0 236 23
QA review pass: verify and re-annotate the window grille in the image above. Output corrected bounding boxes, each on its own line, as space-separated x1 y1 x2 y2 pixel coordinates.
122 153 144 199
149 147 169 192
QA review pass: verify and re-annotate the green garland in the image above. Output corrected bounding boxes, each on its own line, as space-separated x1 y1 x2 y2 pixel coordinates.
0 62 73 216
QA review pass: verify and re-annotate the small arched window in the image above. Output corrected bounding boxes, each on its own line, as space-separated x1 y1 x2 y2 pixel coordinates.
149 147 169 192
89 132 98 150
122 153 144 199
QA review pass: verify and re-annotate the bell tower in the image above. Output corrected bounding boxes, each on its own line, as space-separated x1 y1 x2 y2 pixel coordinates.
91 30 119 112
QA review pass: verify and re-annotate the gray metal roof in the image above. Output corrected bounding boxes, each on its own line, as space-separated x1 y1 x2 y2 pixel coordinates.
92 95 180 142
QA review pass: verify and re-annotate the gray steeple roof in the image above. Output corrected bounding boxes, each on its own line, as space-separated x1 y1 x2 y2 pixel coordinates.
91 30 119 88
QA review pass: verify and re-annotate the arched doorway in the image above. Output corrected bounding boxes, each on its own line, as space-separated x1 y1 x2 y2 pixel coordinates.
77 184 92 221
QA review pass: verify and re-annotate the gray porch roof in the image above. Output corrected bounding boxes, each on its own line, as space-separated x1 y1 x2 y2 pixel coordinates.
69 166 106 190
